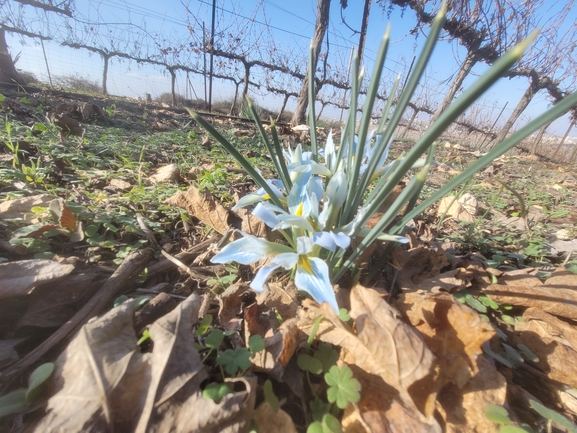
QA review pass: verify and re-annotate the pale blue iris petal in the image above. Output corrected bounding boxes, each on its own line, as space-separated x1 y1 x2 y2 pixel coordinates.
312 231 351 251
302 151 312 161
250 264 281 292
338 207 369 236
253 202 280 228
295 257 339 314
211 236 268 265
274 215 315 232
325 170 347 207
288 167 312 215
271 179 285 191
318 204 331 231
232 180 283 210
233 191 266 209
309 176 324 203
259 201 288 215
322 130 335 172
309 192 320 220
211 234 293 265
296 236 314 255
271 252 299 269
287 160 332 177
311 231 337 251
355 228 410 243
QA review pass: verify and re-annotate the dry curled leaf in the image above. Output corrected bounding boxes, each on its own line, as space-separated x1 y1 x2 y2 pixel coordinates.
0 259 75 299
165 185 241 235
514 307 577 388
484 283 577 321
395 291 495 389
252 401 297 433
298 285 441 432
436 355 506 433
35 294 256 433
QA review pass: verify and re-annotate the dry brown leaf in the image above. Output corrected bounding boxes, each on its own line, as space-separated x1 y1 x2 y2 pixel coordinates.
234 206 282 242
342 366 440 433
298 285 441 432
219 283 250 332
149 163 180 183
0 193 53 220
253 402 297 433
0 259 75 299
348 285 436 392
484 283 577 320
437 196 476 222
34 299 145 432
255 281 298 321
165 185 241 235
251 318 301 378
436 355 506 433
0 339 24 368
514 307 577 388
394 291 495 389
414 269 468 293
544 267 577 288
35 294 256 433
16 270 103 328
391 246 450 292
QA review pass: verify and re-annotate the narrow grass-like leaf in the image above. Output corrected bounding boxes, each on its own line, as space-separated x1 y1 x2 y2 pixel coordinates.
376 74 401 133
485 403 511 424
344 51 360 189
346 1 447 220
352 16 534 232
270 119 292 189
529 399 577 433
494 179 526 217
348 26 391 190
307 45 318 162
334 164 430 280
188 109 283 208
395 87 577 231
246 99 291 191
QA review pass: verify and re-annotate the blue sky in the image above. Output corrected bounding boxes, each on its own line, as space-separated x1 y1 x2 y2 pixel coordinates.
8 0 576 137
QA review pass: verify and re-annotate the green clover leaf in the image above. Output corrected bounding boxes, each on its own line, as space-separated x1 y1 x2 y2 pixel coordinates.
310 398 331 423
314 342 338 374
203 382 231 403
263 380 279 413
248 334 265 354
197 314 213 336
306 413 343 433
298 353 323 375
485 403 511 424
216 348 252 375
325 364 361 409
205 329 224 349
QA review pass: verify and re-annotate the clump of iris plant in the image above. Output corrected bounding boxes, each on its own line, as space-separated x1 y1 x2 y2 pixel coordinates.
190 2 577 314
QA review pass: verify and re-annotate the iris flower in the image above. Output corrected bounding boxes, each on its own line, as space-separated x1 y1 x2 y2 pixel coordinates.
211 233 339 314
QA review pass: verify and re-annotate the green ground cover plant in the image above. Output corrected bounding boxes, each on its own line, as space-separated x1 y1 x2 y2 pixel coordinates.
1 4 577 432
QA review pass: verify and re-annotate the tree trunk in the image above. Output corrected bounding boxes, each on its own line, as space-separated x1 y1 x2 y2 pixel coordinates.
0 29 25 85
290 0 331 126
551 119 575 161
241 63 251 106
529 119 554 155
401 106 418 138
491 82 538 148
169 68 177 106
102 54 109 95
276 93 290 122
431 49 478 123
357 0 371 64
229 82 241 116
